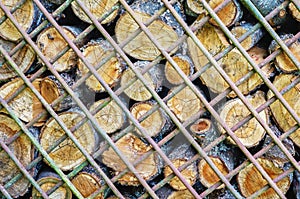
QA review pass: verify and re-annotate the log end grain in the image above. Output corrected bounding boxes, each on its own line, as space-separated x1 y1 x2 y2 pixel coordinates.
167 189 196 199
289 2 300 22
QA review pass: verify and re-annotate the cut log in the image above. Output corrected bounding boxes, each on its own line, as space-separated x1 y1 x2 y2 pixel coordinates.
71 0 119 24
0 0 36 41
167 189 195 199
0 38 35 81
101 133 161 186
0 77 50 127
289 2 300 22
230 22 264 51
115 10 179 60
164 158 197 190
167 86 202 122
40 73 79 112
267 74 300 147
164 54 194 85
218 91 268 147
130 101 166 137
269 34 300 73
40 111 98 171
77 39 123 93
31 171 72 199
293 170 300 199
0 114 34 198
71 165 105 199
237 158 291 198
120 61 163 101
186 0 206 15
190 118 215 144
90 98 126 134
249 0 288 26
37 26 81 73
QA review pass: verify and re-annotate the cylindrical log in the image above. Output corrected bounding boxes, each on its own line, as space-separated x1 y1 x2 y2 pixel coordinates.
231 22 264 50
120 61 163 101
0 0 40 42
71 0 119 24
40 111 98 171
267 74 300 148
249 0 288 26
186 0 206 15
164 54 194 85
0 114 34 198
293 170 300 199
167 86 203 122
31 171 72 199
167 189 195 199
71 165 105 199
40 73 79 112
218 91 268 147
115 1 180 61
237 158 291 198
289 2 300 22
77 39 123 93
0 38 35 81
190 118 217 145
0 77 49 126
36 26 81 73
130 101 166 137
269 34 300 73
101 133 161 186
90 98 126 134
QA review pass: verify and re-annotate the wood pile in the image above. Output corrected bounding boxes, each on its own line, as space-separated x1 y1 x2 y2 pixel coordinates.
0 0 298 198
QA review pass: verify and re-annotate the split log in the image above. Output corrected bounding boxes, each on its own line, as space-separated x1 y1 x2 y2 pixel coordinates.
130 101 169 137
71 165 105 199
120 61 163 101
0 77 50 127
249 0 288 26
101 133 161 186
0 114 34 198
293 170 300 199
0 38 35 81
0 0 40 42
164 54 194 85
90 98 126 134
289 2 300 22
37 26 81 73
267 74 300 148
40 73 79 112
71 0 119 24
269 34 300 73
230 22 264 51
40 111 98 171
31 171 72 199
218 91 268 147
167 86 203 122
115 0 182 61
237 158 291 198
77 39 123 93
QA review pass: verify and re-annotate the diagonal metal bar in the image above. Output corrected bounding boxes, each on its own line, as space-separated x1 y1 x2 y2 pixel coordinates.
0 184 12 199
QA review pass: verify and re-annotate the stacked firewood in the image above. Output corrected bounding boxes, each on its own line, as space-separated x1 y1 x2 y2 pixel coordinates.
0 0 299 198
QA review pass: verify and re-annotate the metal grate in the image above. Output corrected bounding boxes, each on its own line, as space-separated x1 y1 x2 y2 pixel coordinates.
0 0 299 198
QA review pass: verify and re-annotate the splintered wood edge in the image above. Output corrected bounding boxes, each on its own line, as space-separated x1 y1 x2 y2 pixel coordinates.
167 189 196 199
40 112 96 171
289 2 300 22
71 0 119 24
0 114 34 198
165 55 193 85
237 158 291 198
37 26 77 72
0 0 34 41
167 86 202 122
163 159 197 191
115 11 178 61
121 67 155 101
32 176 72 199
101 133 158 186
71 172 103 198
90 99 125 134
130 101 166 137
218 92 267 147
198 156 229 189
267 74 300 147
77 41 122 92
